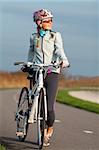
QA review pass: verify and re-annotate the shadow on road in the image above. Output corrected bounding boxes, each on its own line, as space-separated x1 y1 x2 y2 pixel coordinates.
0 137 39 150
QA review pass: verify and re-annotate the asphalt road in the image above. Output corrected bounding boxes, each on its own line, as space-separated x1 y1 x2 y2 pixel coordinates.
0 89 99 150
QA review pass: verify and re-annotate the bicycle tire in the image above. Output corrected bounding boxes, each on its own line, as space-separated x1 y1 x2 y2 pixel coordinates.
37 88 46 149
16 87 29 142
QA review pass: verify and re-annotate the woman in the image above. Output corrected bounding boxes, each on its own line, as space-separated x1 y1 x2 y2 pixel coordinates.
28 9 70 146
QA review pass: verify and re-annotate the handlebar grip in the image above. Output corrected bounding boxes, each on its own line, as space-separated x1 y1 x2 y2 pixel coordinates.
14 62 24 65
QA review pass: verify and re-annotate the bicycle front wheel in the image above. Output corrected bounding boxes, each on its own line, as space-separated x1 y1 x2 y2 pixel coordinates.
15 87 29 142
37 88 46 149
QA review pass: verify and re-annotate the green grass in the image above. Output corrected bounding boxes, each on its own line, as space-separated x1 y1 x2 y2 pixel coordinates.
57 89 99 114
0 145 6 150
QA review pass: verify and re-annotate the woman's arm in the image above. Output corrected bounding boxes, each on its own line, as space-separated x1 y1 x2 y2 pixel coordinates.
54 32 70 67
27 35 35 62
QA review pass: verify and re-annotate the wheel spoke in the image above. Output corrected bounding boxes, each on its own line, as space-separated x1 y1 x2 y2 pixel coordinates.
15 87 29 142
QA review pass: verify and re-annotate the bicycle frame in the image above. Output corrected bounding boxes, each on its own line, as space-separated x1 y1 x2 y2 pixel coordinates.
14 62 61 123
29 67 47 123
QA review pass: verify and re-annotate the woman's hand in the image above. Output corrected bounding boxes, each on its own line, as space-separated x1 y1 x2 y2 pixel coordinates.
60 60 70 68
21 65 28 72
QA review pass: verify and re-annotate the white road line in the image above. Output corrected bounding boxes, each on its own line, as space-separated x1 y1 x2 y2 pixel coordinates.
55 119 61 123
83 130 94 134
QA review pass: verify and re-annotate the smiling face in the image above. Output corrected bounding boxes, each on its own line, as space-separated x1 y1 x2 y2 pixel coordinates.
42 18 53 30
36 18 53 30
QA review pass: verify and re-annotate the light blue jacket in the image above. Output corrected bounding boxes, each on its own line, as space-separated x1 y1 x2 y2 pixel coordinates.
28 30 69 73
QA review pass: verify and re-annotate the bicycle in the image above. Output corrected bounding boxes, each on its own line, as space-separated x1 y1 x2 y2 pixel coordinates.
14 61 60 149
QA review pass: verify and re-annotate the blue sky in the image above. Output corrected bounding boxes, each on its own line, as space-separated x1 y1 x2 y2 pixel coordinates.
0 0 98 76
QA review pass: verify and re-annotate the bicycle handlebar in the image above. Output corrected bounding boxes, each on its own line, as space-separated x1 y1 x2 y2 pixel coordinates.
14 62 25 66
14 61 61 69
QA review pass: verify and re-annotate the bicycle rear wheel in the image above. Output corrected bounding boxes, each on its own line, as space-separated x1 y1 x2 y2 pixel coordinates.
37 88 46 149
15 87 29 142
